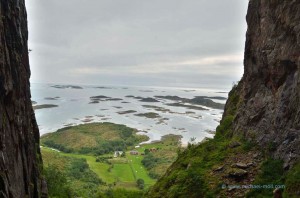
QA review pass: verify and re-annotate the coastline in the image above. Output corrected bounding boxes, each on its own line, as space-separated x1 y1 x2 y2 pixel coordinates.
33 83 224 145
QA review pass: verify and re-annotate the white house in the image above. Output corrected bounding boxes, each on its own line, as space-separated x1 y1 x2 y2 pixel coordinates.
114 151 124 158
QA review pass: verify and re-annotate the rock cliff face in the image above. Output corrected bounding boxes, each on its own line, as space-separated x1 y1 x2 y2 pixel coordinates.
0 0 46 197
228 0 300 168
147 0 300 197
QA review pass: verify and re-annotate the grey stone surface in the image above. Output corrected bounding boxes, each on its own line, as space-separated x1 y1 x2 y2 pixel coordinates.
0 0 47 197
223 0 300 168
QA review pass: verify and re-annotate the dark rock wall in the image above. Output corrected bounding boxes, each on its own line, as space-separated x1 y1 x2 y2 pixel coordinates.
0 0 46 197
227 0 300 168
147 1 299 197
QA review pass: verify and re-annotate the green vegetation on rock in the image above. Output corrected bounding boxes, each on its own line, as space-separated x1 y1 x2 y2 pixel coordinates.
246 159 284 198
284 162 300 197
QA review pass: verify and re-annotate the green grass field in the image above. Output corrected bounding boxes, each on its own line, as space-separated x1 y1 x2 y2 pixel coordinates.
127 153 156 186
41 123 181 195
41 146 156 189
133 134 182 178
112 164 135 182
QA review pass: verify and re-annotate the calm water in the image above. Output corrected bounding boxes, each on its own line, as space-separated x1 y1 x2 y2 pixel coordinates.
31 83 229 144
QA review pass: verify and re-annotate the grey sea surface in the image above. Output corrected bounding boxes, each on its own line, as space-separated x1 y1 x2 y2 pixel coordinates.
31 83 228 144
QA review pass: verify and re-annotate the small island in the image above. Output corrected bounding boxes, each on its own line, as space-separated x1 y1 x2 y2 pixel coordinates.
33 104 58 110
51 85 83 89
155 95 225 109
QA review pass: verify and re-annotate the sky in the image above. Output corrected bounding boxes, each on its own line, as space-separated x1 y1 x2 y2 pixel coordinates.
26 0 249 89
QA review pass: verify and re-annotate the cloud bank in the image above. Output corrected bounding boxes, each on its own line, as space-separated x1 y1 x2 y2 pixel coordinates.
26 0 248 89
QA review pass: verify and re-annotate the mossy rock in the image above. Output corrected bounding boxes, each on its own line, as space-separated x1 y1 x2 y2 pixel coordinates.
227 168 248 178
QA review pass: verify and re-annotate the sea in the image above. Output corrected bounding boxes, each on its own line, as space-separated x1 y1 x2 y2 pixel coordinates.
31 83 229 145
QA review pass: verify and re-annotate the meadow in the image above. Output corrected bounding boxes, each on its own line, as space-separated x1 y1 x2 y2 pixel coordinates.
40 123 182 197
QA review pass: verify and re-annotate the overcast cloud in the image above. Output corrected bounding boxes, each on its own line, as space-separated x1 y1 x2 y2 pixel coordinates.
26 0 248 89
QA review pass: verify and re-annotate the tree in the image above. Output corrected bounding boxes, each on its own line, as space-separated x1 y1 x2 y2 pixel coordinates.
121 151 126 157
136 178 145 189
144 148 150 155
44 164 71 197
190 137 196 144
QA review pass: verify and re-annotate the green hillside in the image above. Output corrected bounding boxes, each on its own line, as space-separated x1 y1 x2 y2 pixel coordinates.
41 123 182 197
41 122 149 154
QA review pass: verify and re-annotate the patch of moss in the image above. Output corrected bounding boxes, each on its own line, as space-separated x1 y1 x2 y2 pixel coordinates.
223 82 241 117
246 159 284 198
284 162 300 198
242 140 255 152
